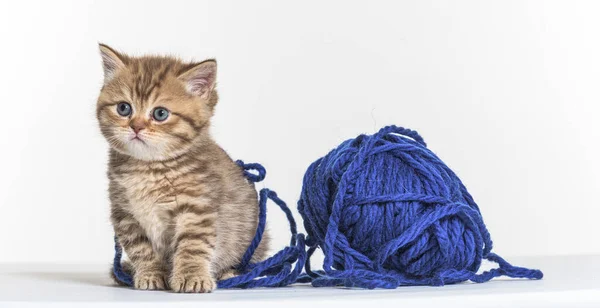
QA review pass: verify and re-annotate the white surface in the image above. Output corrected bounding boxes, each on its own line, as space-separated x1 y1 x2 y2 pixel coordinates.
0 0 599 263
0 256 598 308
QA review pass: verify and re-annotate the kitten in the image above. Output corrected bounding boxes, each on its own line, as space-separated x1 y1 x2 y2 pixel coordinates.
96 44 269 293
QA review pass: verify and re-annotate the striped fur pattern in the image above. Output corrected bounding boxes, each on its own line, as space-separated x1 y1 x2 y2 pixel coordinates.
97 44 268 293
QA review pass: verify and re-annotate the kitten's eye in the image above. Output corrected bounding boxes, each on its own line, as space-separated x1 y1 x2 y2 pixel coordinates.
153 107 169 122
116 102 132 117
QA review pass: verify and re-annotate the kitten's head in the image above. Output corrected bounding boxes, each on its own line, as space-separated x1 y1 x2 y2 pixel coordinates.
96 44 218 161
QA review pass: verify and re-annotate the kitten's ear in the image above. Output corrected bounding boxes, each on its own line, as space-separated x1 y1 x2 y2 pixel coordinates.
99 43 126 83
178 60 217 98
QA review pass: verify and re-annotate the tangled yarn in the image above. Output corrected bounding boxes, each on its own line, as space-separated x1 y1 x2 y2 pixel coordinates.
113 125 542 290
298 125 543 288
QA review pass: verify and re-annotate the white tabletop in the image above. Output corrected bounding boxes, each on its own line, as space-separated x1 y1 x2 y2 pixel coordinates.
0 255 597 308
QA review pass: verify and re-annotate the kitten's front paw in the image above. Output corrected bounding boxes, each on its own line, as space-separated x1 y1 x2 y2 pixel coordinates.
169 271 216 293
134 271 166 290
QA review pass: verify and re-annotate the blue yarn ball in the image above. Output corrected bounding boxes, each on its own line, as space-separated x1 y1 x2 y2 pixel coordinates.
298 125 542 288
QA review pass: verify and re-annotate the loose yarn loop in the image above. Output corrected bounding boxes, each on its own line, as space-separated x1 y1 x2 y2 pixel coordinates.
298 125 543 288
113 125 543 290
113 160 306 289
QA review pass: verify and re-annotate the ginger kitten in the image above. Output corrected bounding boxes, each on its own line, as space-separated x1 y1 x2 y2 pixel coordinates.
96 44 268 293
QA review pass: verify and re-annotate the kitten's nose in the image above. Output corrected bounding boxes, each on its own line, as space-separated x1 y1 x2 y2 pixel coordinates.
129 119 146 134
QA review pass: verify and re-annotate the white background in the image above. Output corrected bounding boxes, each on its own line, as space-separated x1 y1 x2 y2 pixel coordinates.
0 0 598 264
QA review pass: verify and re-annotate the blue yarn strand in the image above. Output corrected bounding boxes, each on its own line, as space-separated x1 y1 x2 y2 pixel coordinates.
112 236 133 286
112 125 542 290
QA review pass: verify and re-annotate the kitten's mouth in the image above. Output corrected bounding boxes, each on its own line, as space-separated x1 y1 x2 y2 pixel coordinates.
131 136 146 145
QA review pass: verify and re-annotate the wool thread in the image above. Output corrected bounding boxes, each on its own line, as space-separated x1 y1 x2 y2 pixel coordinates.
297 125 542 288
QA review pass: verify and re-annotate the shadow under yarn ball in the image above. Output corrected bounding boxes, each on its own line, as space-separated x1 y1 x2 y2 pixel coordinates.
298 125 542 288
